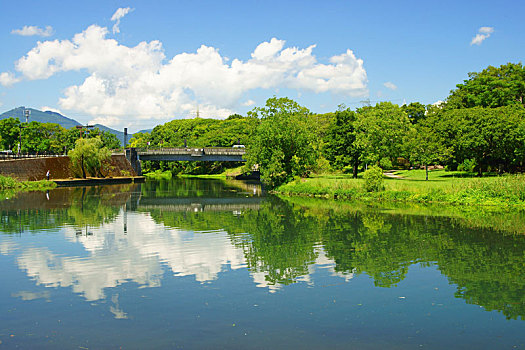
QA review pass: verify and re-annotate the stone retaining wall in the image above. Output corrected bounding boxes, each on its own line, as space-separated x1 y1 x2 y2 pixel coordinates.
0 155 136 181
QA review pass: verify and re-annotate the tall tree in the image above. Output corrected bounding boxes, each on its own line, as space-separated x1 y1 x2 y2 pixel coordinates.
427 106 525 175
446 63 525 109
68 137 111 178
405 123 451 180
0 117 21 151
245 97 316 187
355 102 413 166
324 107 361 177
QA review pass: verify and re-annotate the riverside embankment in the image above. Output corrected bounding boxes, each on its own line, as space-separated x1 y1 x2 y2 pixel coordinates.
275 170 525 208
0 154 136 181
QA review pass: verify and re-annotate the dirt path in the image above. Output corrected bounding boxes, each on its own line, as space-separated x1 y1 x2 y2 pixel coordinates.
383 172 404 179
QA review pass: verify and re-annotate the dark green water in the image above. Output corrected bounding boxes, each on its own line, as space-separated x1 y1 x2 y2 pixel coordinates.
0 178 524 349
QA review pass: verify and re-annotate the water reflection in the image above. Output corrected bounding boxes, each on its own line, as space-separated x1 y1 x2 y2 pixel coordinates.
0 178 524 322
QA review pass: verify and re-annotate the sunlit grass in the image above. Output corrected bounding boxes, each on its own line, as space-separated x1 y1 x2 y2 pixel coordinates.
276 170 525 207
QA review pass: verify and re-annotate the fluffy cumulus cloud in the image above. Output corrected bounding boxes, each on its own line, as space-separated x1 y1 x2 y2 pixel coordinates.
383 81 397 90
0 72 21 86
1 20 368 129
471 26 494 46
111 7 133 34
11 25 53 37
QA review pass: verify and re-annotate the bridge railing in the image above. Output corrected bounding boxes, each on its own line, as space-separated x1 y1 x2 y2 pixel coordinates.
0 152 65 161
136 147 246 155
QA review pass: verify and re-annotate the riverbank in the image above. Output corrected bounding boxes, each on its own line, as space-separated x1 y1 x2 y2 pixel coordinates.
53 176 145 187
144 166 259 180
0 175 57 200
275 170 525 208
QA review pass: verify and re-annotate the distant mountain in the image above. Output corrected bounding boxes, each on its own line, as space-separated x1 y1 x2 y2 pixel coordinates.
0 107 80 129
0 107 133 146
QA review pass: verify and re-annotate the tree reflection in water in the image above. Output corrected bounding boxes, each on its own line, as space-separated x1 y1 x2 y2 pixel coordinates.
0 178 523 320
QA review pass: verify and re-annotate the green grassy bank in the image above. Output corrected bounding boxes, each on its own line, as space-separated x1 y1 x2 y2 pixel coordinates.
144 166 244 180
275 170 525 208
0 175 57 200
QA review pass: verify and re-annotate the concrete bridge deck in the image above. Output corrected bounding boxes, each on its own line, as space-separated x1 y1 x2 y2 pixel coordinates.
137 147 246 162
127 147 246 175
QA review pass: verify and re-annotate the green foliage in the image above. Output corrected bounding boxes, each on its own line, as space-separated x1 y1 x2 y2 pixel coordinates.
457 158 477 172
0 117 21 150
405 121 452 179
379 157 393 169
446 62 525 109
427 105 525 175
355 102 413 165
363 165 384 192
68 137 111 178
276 170 525 207
0 117 121 154
324 108 361 177
89 128 122 150
401 102 427 124
0 175 56 191
245 97 316 187
128 132 151 148
144 169 173 180
0 175 20 189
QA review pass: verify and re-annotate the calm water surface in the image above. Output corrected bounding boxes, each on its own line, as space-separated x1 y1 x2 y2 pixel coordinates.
0 178 524 349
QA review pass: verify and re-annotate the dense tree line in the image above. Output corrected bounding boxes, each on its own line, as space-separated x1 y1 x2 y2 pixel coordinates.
0 118 121 154
132 62 525 185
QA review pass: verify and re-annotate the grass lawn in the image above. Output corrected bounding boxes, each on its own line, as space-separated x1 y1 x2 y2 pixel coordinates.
276 169 525 207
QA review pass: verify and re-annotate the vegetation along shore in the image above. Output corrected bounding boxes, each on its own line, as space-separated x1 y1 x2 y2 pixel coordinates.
1 62 525 209
275 170 525 207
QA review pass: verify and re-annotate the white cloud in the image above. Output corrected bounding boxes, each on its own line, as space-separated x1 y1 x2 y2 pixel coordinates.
479 26 494 34
471 26 494 45
242 99 256 107
11 25 53 37
383 81 397 90
0 72 21 86
111 7 133 34
1 20 368 129
41 106 63 114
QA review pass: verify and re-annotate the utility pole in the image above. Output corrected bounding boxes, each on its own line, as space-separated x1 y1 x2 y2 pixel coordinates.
18 108 30 156
76 124 94 138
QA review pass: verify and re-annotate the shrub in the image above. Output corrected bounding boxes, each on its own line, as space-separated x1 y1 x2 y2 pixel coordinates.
363 165 384 192
458 158 477 173
379 157 393 170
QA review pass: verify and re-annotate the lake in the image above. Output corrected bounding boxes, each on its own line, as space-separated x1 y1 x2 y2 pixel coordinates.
0 178 524 349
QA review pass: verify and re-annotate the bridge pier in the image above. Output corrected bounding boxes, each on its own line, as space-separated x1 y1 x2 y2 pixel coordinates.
125 148 142 176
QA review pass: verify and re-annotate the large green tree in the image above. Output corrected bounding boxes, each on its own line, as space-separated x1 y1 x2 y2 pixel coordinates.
0 117 21 151
324 107 361 177
355 102 413 166
245 97 316 187
446 62 525 109
405 123 451 180
68 137 111 178
427 106 525 175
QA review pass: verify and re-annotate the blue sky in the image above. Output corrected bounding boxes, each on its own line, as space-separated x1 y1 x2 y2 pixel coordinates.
0 0 523 132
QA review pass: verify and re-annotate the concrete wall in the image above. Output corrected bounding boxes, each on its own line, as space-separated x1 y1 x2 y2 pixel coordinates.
0 155 136 181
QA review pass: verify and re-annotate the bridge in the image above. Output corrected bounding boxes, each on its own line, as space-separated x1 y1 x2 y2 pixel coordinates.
126 147 246 175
